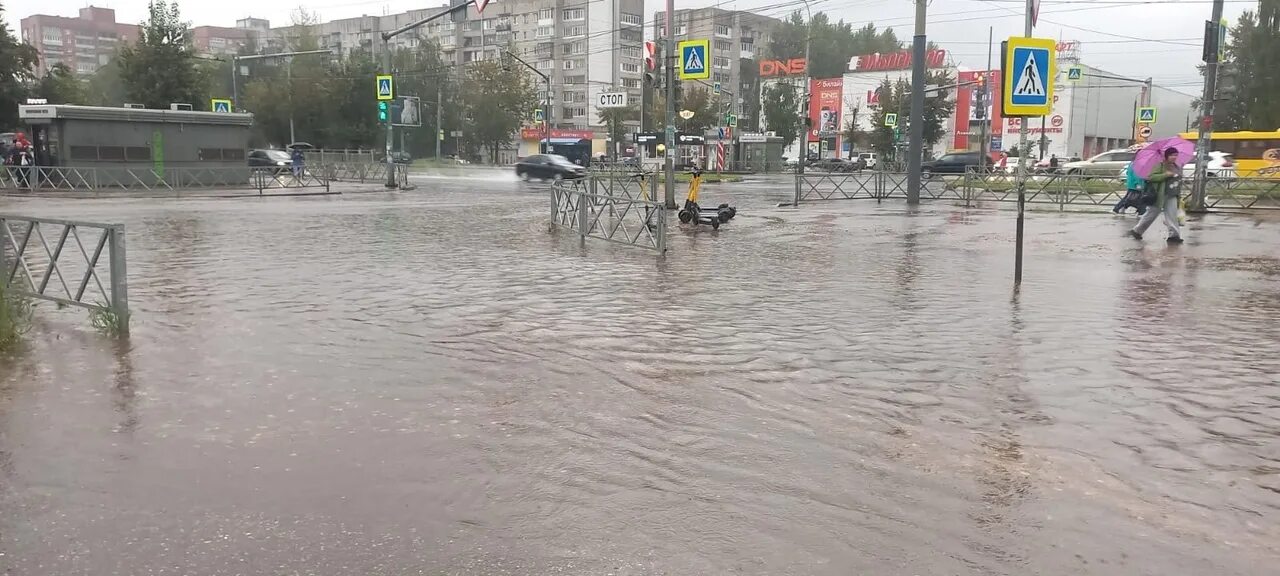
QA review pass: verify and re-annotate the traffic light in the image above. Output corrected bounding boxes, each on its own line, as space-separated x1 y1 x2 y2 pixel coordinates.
378 101 389 122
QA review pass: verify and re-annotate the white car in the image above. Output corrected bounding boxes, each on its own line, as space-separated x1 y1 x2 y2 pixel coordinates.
1117 151 1236 179
855 151 879 168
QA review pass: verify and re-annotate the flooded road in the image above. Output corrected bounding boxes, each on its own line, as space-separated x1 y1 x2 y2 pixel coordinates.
2 174 1278 575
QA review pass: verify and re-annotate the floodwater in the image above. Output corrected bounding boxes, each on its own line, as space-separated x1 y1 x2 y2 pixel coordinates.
1 175 1278 575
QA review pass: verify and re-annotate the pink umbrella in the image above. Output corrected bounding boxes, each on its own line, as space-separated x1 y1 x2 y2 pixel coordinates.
1131 136 1196 179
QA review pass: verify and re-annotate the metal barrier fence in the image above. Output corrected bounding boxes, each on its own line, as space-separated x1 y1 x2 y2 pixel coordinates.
551 169 666 253
0 165 331 193
796 168 1280 211
0 214 129 333
322 162 409 188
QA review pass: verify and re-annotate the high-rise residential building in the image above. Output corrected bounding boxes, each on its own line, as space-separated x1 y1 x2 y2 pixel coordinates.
192 23 261 58
653 7 780 127
20 7 139 76
264 0 644 137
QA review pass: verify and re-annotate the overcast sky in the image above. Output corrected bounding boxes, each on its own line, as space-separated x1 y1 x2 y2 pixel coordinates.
6 0 1255 94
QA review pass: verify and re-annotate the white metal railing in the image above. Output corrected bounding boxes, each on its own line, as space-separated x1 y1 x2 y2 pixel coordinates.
551 171 666 252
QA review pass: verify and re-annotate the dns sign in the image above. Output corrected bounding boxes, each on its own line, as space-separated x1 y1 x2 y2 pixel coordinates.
759 58 807 77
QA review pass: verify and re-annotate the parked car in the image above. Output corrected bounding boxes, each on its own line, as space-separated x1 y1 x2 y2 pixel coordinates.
1061 149 1137 176
515 154 586 181
855 151 879 169
810 157 859 172
921 151 987 178
247 149 292 172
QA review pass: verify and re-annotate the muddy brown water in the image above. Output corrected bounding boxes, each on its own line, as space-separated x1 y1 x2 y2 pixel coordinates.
1 177 1278 575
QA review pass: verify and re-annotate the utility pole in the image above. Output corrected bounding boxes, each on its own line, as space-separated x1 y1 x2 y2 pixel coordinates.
795 0 813 194
905 0 928 204
664 0 677 209
1192 0 1225 212
979 26 993 175
436 81 443 159
1014 0 1033 287
380 0 477 188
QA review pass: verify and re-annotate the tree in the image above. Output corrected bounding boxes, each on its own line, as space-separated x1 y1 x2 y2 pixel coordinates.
87 57 128 106
866 72 956 160
0 2 38 129
462 60 537 163
842 105 864 156
117 1 209 109
762 81 800 149
768 12 902 78
647 84 717 132
1208 1 1280 131
34 63 87 105
598 103 639 158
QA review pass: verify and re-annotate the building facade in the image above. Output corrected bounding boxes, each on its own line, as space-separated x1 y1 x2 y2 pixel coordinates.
653 7 780 127
20 7 138 76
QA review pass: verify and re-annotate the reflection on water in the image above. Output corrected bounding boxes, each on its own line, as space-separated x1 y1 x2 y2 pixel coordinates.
0 182 1278 575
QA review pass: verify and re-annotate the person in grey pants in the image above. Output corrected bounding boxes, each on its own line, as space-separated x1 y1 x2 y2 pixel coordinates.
1130 148 1183 244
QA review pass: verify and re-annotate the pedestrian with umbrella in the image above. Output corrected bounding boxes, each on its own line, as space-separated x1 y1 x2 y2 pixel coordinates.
1129 137 1194 243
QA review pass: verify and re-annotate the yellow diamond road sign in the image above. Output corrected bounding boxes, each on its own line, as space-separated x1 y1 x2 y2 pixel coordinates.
376 75 394 101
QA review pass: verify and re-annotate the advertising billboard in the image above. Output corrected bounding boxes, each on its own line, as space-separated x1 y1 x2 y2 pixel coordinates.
809 78 844 144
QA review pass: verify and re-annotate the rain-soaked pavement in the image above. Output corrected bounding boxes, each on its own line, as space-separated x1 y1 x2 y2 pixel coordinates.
1 172 1278 575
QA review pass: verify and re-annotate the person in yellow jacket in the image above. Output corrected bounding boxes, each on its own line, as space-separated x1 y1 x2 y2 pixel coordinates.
1129 148 1184 244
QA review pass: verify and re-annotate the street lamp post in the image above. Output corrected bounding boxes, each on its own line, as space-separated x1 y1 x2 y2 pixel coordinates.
501 49 552 156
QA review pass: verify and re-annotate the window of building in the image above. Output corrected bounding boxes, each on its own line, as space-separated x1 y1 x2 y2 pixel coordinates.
621 45 641 58
620 13 643 26
483 18 495 30
465 20 482 31
464 50 482 62
41 27 62 45
715 40 731 52
621 62 640 73
622 78 640 89
714 72 729 83
620 30 642 43
715 24 731 37
536 43 553 58
563 25 585 37
676 24 687 36
572 106 587 118
563 60 577 70
75 61 96 74
536 59 553 70
563 106 575 119
562 8 584 21
539 8 554 21
741 40 754 52
658 26 665 37
536 26 553 38
713 57 730 69
564 75 586 85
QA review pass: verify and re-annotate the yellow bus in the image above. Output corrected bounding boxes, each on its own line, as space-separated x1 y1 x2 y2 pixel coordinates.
1178 130 1280 178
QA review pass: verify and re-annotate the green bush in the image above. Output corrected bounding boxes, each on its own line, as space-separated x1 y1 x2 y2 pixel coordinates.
0 283 32 351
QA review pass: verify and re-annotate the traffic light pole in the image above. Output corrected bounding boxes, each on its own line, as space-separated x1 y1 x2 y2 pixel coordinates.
1192 0 1226 212
501 49 552 156
1014 0 1033 288
663 0 677 209
906 0 927 204
228 49 331 113
380 0 477 188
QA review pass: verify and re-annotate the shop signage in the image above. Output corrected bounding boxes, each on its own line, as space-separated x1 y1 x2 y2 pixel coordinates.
759 58 807 77
850 49 946 72
520 128 593 140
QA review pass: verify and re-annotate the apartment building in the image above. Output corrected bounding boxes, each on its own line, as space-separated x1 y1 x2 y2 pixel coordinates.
652 7 779 125
265 0 643 135
20 7 138 76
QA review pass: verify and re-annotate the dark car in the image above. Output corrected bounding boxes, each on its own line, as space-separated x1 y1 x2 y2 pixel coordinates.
921 151 988 178
247 149 292 172
809 157 859 173
515 154 586 181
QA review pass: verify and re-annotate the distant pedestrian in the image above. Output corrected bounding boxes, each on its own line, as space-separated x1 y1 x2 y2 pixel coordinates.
998 151 1009 173
1129 148 1183 243
290 147 304 177
1048 154 1059 172
1113 162 1148 215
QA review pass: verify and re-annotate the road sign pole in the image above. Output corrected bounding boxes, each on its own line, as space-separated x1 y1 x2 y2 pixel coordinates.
906 0 927 205
382 39 395 188
1014 0 1032 288
663 0 676 209
1192 0 1225 213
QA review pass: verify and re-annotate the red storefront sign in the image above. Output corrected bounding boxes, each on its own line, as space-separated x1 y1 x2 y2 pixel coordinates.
759 58 807 77
520 128 594 140
808 78 843 145
851 49 946 72
952 69 1004 151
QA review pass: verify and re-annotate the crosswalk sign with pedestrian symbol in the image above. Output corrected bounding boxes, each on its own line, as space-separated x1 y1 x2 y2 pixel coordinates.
1001 36 1056 117
376 74 394 101
677 39 710 80
210 98 232 113
1138 107 1157 124
1067 66 1083 82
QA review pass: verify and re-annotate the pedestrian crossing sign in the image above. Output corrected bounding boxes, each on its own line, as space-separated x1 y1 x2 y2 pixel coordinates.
210 98 232 113
677 39 710 80
1138 107 1157 124
884 113 897 128
1001 36 1056 117
1067 66 1083 82
376 74 394 101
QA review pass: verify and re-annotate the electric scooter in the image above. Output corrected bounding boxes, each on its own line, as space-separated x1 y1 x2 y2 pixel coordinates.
676 168 736 229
